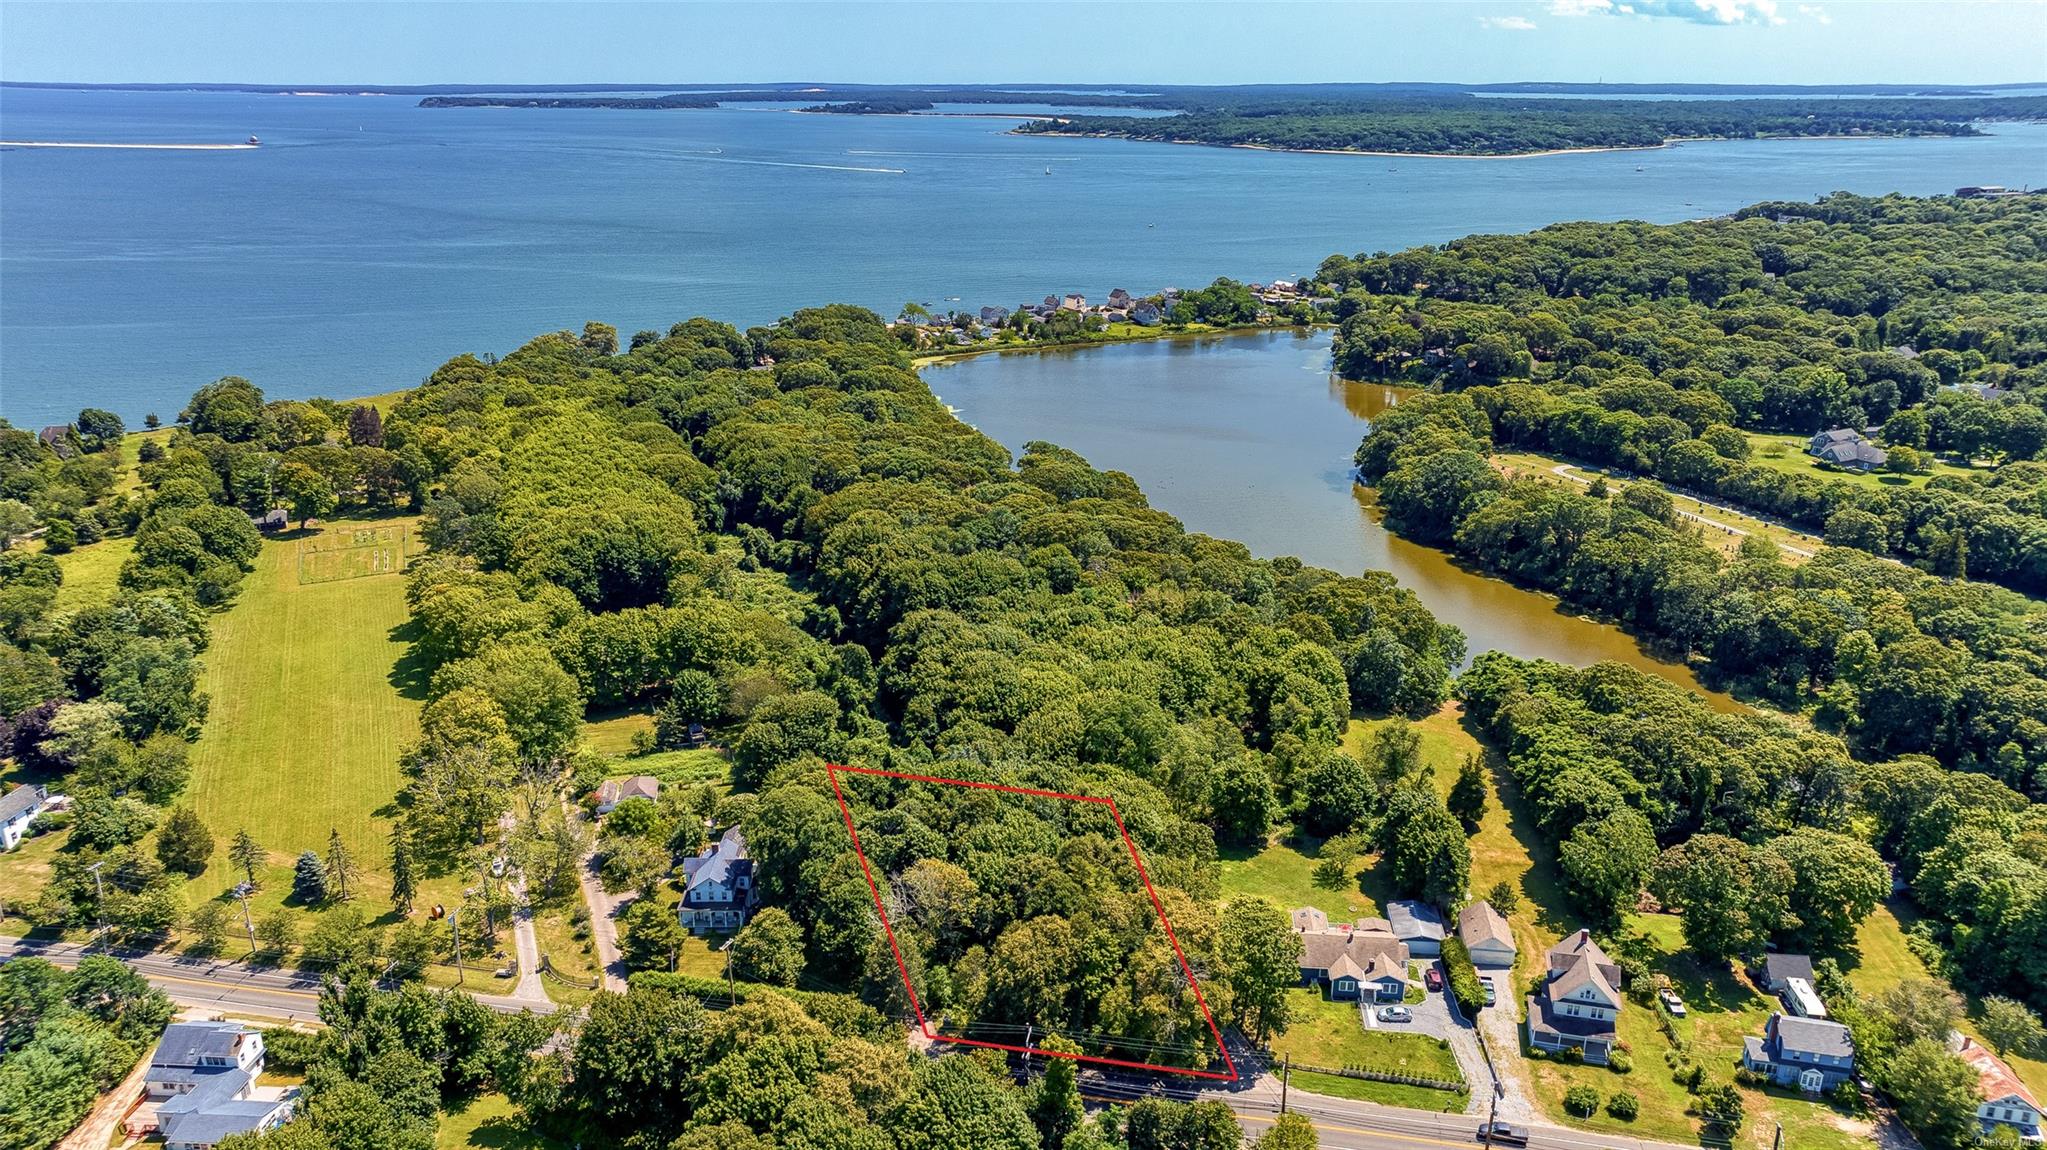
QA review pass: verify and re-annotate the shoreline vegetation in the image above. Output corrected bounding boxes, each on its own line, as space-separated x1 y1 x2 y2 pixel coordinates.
391 83 2047 157
1012 129 1959 160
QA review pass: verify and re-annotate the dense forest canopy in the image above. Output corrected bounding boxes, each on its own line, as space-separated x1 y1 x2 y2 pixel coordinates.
1019 95 2047 156
1337 195 2047 795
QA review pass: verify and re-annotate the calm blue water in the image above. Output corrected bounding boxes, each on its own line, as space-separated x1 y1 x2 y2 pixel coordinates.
3 88 2043 424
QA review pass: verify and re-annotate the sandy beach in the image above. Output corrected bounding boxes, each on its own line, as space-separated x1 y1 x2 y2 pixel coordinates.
0 141 257 150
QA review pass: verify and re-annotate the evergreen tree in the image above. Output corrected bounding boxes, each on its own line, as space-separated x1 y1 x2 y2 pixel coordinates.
155 806 215 877
1029 1035 1085 1150
1447 753 1489 832
292 850 330 905
389 823 417 914
228 828 265 887
324 828 358 902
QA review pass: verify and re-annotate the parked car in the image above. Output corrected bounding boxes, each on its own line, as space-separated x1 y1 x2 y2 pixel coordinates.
1476 1122 1529 1145
1425 965 1444 992
1479 975 1497 1006
1377 1005 1412 1023
1659 988 1688 1017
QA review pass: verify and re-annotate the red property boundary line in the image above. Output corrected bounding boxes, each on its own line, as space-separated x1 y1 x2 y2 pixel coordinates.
825 763 1239 1082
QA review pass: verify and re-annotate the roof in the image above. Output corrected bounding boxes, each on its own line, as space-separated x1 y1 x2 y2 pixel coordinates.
1819 441 1888 467
1387 900 1446 942
621 775 659 801
1290 907 1329 933
1361 951 1407 984
0 784 46 823
1812 428 1865 445
1459 901 1513 949
1767 1013 1854 1061
1326 953 1366 983
1527 994 1618 1041
1760 953 1815 985
161 1098 287 1146
152 1021 249 1068
682 826 752 900
1549 951 1619 1006
1297 926 1407 976
1547 931 1620 983
1958 1037 2040 1110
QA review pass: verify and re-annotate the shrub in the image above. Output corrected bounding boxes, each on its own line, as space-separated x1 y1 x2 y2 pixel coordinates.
1606 1047 1632 1074
1606 1091 1639 1120
1564 1085 1601 1117
1440 936 1486 1015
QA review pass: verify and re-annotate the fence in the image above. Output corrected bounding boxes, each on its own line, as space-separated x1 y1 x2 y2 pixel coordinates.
540 955 599 990
1286 1060 1467 1093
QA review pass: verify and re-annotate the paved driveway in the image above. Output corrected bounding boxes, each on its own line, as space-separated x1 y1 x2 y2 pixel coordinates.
1385 964 1499 1116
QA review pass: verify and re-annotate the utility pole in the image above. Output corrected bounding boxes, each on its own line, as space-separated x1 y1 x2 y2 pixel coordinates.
1483 1099 1497 1148
454 887 475 986
1022 1024 1033 1081
723 939 735 1006
1280 1053 1290 1114
87 863 105 950
1772 1123 1783 1150
233 881 258 955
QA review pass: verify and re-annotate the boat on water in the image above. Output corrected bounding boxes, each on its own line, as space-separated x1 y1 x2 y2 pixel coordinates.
247 135 260 146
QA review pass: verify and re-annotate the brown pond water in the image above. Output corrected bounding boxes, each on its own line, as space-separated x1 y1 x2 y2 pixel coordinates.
924 328 1741 711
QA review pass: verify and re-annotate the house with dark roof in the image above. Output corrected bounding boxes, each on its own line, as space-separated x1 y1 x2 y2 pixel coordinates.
1387 899 1446 958
1 783 47 851
1806 428 1889 471
1290 908 1410 1002
1526 929 1622 1065
1742 1012 1855 1093
1752 952 1815 994
1956 1035 2043 1142
1457 900 1516 969
38 425 76 459
252 509 290 533
127 1021 297 1150
680 826 757 934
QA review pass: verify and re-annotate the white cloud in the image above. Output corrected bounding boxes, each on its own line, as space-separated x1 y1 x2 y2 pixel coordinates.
1797 4 1832 24
1548 0 1787 24
1479 15 1540 30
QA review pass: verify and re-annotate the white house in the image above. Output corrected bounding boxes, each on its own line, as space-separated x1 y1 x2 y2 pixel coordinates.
1526 929 1622 1065
679 826 758 935
0 784 47 851
1957 1036 2043 1142
127 1021 297 1150
1457 900 1516 968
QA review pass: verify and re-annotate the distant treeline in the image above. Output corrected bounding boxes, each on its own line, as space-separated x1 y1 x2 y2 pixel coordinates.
419 93 719 110
1018 95 2047 156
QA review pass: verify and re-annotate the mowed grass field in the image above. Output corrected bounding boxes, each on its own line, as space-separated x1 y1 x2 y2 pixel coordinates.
188 514 423 864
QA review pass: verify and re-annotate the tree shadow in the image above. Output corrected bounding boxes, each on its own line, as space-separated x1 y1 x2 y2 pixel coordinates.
386 618 431 700
1457 710 1575 943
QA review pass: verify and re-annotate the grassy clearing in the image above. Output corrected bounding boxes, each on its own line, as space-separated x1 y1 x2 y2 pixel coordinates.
50 534 137 613
0 830 63 934
1745 432 1977 491
187 514 424 865
1491 450 1822 561
1217 839 1377 923
436 1092 563 1150
1267 988 1465 1112
581 709 654 755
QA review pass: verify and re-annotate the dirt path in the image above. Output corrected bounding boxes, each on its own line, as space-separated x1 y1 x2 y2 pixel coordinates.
571 822 631 992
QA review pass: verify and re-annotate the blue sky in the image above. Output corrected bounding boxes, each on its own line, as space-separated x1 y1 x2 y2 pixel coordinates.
3 1 2043 87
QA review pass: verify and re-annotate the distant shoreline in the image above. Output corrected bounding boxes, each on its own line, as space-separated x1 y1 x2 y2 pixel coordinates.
1 141 257 150
1018 128 1961 160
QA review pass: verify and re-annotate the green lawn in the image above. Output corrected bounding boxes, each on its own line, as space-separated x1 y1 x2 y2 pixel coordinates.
1745 432 1978 492
1266 988 1465 1112
188 514 424 865
582 709 654 754
1218 839 1377 924
50 534 137 613
436 1092 563 1150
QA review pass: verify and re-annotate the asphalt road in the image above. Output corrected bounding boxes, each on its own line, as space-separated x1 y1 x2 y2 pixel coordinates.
6 935 1696 1150
0 935 543 1024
